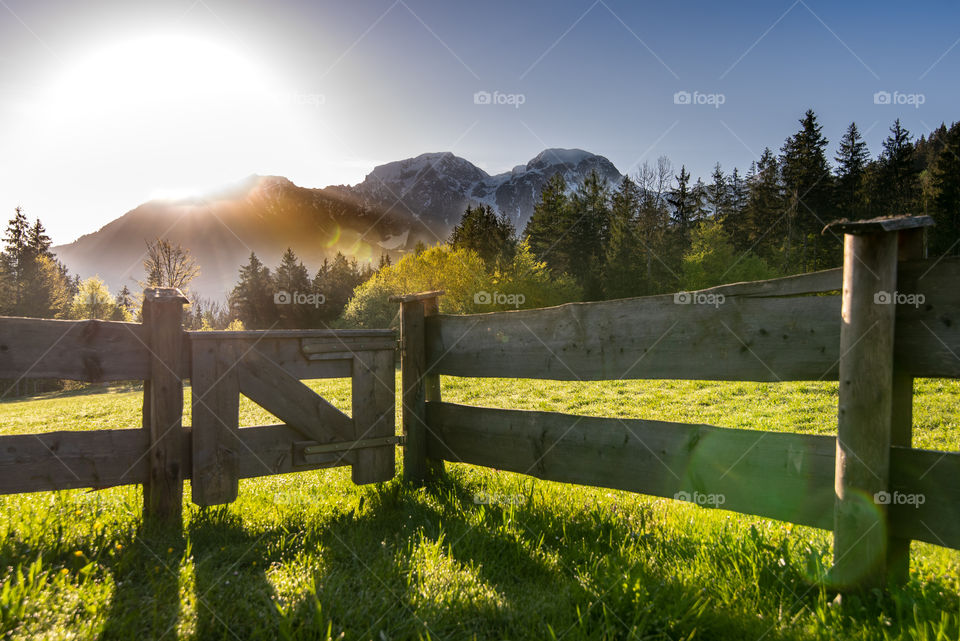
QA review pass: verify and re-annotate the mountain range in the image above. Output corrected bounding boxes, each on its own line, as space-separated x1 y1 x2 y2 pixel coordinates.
54 148 623 299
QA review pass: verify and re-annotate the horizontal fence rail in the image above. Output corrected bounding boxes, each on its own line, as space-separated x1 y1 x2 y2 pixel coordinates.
425 401 837 530
424 258 960 383
423 402 960 550
395 219 959 592
0 296 397 527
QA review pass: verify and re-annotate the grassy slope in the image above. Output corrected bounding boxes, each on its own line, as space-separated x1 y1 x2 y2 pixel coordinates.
0 378 958 640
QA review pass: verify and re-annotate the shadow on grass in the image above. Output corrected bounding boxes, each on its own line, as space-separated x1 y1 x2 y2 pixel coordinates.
99 526 186 640
25 472 954 641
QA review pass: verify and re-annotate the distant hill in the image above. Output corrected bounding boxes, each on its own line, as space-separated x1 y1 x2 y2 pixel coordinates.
54 149 623 299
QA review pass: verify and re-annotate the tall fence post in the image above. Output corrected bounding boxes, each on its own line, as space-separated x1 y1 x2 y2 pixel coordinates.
826 215 933 590
141 287 188 530
887 225 927 584
391 291 445 485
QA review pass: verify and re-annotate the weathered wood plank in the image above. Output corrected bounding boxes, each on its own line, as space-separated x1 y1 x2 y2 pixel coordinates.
425 402 836 530
190 339 240 506
190 336 352 380
350 350 396 484
399 300 429 483
233 424 355 478
190 329 394 339
833 231 898 588
693 268 840 298
888 228 925 584
0 429 151 494
889 446 960 550
894 258 960 378
427 294 842 382
237 350 354 444
825 215 934 235
0 317 154 382
301 338 396 355
142 288 188 529
421 296 446 480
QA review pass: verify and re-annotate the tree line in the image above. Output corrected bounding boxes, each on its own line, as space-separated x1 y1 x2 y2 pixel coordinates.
517 111 960 300
3 109 959 334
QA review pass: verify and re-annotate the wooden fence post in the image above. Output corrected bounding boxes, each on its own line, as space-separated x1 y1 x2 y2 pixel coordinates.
826 216 933 590
391 291 445 485
887 225 927 584
142 287 188 530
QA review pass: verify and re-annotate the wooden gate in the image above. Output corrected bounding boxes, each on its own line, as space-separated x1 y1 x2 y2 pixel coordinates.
189 329 397 506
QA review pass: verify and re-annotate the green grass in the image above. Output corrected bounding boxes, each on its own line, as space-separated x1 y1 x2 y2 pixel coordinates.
0 377 958 640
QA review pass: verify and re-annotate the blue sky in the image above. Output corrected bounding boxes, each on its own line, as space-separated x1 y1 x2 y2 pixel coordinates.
1 0 957 243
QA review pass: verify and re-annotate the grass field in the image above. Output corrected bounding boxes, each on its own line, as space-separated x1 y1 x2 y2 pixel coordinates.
1 376 958 640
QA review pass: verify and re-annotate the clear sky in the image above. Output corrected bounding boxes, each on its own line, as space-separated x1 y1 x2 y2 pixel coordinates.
1 0 957 244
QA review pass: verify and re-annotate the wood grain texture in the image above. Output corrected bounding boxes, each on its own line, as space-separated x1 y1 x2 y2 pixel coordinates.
0 429 151 494
237 349 354 444
889 446 960 550
833 232 898 589
894 258 960 378
427 294 842 382
190 339 240 506
350 350 396 484
426 402 836 530
188 335 352 380
0 317 154 382
233 424 354 478
399 300 428 483
142 290 187 529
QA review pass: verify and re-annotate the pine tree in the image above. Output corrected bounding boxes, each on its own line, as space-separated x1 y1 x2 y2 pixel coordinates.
668 166 693 234
744 149 784 266
834 122 870 220
111 285 135 321
724 167 750 252
930 123 960 256
229 252 275 329
524 173 573 276
1 207 29 312
313 252 370 323
274 248 313 328
604 176 641 299
569 170 611 300
707 163 729 219
449 204 517 269
780 109 834 271
874 119 920 218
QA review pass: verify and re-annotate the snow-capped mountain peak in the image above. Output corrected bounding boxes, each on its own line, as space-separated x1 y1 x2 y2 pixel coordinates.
350 148 623 231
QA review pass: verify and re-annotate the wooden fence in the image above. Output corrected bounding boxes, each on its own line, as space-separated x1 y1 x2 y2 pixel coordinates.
396 215 960 590
0 287 396 529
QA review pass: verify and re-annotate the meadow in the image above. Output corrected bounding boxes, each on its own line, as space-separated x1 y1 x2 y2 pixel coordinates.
0 376 958 640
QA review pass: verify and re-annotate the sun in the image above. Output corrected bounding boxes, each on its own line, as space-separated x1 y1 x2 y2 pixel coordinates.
23 33 314 204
